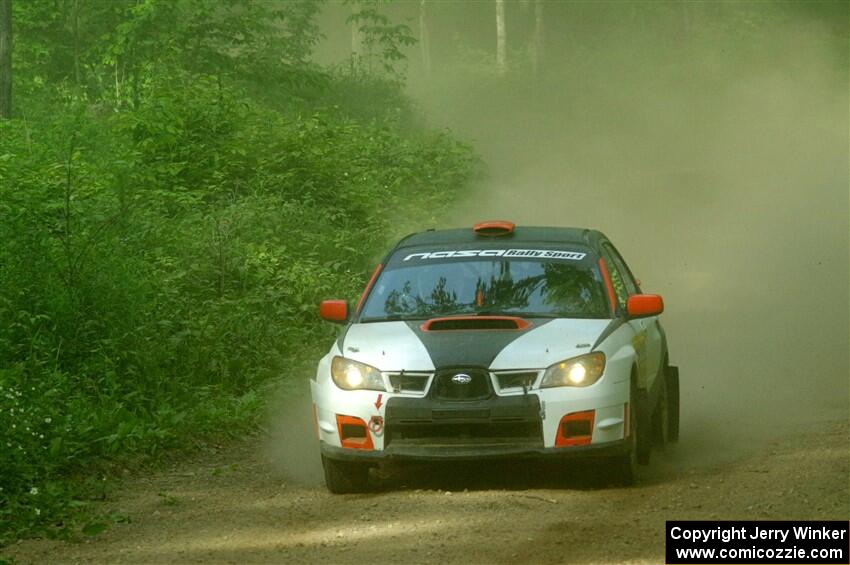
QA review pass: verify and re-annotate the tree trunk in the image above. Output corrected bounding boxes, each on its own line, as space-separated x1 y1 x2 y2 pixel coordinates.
531 0 544 79
495 0 506 75
73 0 80 88
350 3 361 62
0 0 11 119
419 0 431 78
130 47 140 109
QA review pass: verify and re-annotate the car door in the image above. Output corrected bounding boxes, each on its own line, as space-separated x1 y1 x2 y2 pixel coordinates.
602 242 663 391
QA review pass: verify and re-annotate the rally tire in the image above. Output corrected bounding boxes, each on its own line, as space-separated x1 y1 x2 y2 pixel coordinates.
666 365 680 443
321 455 370 494
652 373 669 448
610 377 639 486
636 388 652 465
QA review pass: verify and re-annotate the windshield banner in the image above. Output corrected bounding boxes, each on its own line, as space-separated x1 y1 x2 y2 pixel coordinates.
402 249 587 262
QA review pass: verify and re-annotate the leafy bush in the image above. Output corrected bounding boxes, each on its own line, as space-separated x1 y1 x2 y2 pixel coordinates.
0 65 477 545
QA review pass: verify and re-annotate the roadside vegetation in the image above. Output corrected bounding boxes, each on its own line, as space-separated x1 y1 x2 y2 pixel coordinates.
0 0 477 544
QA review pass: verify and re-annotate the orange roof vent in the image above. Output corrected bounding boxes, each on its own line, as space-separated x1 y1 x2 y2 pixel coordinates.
473 220 515 236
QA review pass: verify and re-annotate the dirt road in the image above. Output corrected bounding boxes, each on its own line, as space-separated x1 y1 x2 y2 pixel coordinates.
5 415 847 565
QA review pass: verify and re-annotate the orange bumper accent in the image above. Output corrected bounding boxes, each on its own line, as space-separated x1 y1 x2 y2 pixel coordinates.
336 414 374 450
555 410 595 447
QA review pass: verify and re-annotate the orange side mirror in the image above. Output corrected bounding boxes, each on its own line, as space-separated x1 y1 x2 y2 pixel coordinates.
626 294 664 318
319 300 348 323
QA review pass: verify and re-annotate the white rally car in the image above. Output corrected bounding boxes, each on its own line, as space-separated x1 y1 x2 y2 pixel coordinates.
312 222 679 492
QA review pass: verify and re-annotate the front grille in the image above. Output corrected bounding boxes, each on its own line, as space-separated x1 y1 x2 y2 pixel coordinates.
387 372 431 394
384 394 544 450
388 421 542 446
432 368 491 401
495 371 539 392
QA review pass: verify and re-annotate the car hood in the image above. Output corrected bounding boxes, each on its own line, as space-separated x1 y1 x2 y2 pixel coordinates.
339 318 612 372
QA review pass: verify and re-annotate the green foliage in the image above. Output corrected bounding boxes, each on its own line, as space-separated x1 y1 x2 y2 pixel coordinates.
10 0 325 110
346 0 417 81
0 0 477 547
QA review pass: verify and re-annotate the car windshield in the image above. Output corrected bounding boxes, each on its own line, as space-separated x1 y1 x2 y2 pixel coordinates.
359 252 609 321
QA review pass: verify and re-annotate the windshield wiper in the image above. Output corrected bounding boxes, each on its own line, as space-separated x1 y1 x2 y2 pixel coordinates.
520 312 562 319
473 309 519 316
359 314 427 323
474 310 560 319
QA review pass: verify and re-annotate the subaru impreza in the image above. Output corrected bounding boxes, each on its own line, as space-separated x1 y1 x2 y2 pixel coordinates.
312 221 679 492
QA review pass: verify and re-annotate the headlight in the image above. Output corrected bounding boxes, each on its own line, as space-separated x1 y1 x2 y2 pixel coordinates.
540 352 606 388
331 356 386 391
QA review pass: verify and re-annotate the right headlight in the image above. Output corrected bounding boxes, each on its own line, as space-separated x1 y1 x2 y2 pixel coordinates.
331 356 386 391
540 352 606 388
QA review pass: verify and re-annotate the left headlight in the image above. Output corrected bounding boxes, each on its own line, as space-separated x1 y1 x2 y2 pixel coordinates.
331 356 386 391
540 352 606 388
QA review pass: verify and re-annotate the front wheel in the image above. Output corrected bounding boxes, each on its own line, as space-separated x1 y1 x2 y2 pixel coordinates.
635 387 652 465
610 378 642 485
652 373 670 447
321 455 370 494
666 365 680 443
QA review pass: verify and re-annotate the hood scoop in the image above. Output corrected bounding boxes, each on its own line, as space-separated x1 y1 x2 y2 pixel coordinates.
420 316 531 332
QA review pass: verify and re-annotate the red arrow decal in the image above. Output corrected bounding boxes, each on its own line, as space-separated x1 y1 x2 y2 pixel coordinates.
374 394 383 410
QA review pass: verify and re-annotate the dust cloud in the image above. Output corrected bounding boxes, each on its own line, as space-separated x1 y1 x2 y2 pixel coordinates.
266 380 324 486
270 3 848 481
408 4 849 462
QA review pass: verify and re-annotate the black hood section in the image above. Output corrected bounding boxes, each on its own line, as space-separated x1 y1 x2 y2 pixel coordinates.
406 319 552 369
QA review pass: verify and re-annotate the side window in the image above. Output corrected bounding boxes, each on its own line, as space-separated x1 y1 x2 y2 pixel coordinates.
605 244 639 295
605 244 638 292
600 246 629 312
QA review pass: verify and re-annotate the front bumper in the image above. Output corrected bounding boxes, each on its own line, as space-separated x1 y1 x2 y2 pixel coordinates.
312 353 632 460
321 438 629 463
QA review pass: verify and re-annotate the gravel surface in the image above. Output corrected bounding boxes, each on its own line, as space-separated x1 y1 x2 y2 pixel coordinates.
5 418 847 565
